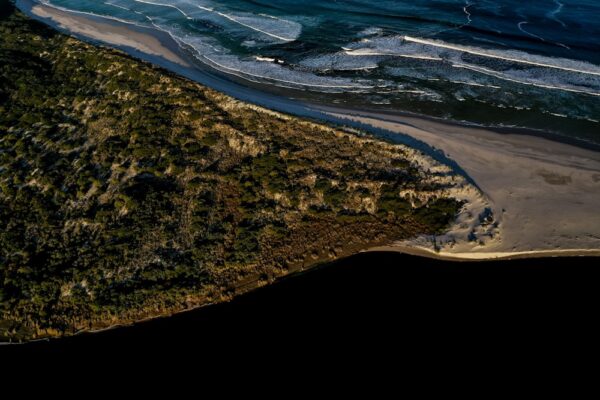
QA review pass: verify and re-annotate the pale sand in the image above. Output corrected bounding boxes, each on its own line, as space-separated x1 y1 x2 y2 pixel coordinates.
322 109 600 259
16 1 600 261
23 1 189 67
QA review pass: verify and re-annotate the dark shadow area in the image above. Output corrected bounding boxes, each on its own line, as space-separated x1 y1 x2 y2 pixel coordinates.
2 252 599 358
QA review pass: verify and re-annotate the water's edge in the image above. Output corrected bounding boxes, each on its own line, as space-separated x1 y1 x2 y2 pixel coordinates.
16 0 600 153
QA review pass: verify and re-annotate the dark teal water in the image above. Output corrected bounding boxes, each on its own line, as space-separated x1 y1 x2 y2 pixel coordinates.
38 0 600 144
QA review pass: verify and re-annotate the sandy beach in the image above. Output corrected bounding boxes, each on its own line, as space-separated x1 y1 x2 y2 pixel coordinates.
325 109 600 259
16 0 600 261
19 0 189 67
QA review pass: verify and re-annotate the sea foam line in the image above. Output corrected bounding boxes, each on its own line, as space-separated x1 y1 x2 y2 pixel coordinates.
426 0 473 37
200 54 373 89
344 49 442 61
403 36 600 76
38 0 150 29
133 0 193 19
133 20 333 90
128 1 299 42
548 0 567 28
453 62 600 97
104 1 130 12
517 20 570 50
146 19 370 90
517 21 546 42
214 12 295 42
194 5 298 42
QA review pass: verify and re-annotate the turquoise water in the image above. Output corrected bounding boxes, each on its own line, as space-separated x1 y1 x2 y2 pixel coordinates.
37 0 600 144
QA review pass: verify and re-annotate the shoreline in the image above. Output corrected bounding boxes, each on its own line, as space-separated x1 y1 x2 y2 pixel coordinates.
326 108 600 258
364 246 600 262
17 0 600 154
19 0 189 67
15 0 600 261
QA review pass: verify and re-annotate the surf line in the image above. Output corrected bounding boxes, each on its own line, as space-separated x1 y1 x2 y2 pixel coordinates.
453 62 600 97
517 21 545 42
425 0 474 37
463 0 473 26
129 0 298 42
403 36 595 75
133 0 194 20
517 21 570 50
198 53 374 89
548 0 567 28
194 5 297 42
104 1 130 12
37 0 150 29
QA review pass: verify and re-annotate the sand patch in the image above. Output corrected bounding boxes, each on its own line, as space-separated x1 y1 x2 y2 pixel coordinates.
324 109 600 258
28 3 189 67
536 169 572 185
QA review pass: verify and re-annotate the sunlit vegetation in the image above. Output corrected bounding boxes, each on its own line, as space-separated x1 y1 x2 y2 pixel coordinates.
0 3 461 341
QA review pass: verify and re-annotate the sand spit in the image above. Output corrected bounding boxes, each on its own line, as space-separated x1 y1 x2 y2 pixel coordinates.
16 0 600 260
22 0 189 67
323 109 600 259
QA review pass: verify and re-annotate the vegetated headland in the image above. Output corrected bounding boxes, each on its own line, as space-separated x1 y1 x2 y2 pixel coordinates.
0 3 467 342
16 0 600 260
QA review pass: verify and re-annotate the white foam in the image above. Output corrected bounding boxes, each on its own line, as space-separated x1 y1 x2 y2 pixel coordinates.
358 27 383 37
104 1 130 12
340 33 600 97
39 0 150 29
517 21 545 42
449 80 501 89
402 36 600 76
344 48 442 62
452 62 600 97
255 56 276 63
517 20 570 50
151 22 375 91
125 0 303 43
463 1 473 25
548 112 568 118
133 0 193 20
200 53 374 89
300 52 382 72
208 10 301 42
548 0 567 28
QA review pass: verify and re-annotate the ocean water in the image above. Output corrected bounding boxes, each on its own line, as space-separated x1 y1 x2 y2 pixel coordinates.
37 0 600 143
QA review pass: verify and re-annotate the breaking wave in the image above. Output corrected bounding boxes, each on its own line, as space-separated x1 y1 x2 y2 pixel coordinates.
33 0 600 141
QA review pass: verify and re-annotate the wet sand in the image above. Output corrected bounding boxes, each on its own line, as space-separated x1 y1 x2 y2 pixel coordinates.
23 0 189 67
16 0 600 260
322 108 600 259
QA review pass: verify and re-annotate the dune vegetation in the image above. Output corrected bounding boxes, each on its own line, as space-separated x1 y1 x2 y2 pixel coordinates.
0 2 462 341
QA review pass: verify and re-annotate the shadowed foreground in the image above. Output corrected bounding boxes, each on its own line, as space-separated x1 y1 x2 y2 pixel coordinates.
3 251 599 355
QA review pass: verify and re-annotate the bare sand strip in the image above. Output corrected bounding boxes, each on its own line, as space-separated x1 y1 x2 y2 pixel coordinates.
18 0 189 67
16 1 600 260
322 109 600 259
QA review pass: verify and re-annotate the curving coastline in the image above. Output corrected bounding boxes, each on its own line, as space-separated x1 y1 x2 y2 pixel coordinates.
15 0 600 262
323 107 600 259
2 2 480 341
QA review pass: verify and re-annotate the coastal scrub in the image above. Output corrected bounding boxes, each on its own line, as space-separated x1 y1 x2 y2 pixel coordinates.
0 3 463 341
